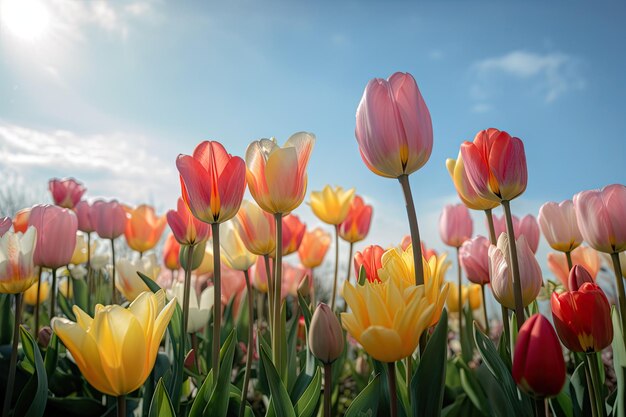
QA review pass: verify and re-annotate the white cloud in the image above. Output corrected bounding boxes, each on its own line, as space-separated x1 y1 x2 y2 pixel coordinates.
471 50 585 105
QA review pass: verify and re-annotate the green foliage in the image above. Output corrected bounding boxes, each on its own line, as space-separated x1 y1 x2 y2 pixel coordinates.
13 326 48 417
148 378 176 417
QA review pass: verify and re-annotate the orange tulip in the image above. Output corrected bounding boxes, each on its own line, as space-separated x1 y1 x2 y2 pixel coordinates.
163 233 181 270
124 205 167 253
233 200 275 256
298 227 331 268
12 208 31 234
338 196 373 243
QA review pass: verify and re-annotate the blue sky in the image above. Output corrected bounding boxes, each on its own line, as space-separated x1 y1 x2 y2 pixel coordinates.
1 0 625 277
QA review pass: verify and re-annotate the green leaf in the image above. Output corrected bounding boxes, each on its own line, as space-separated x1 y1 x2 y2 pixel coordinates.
13 326 48 417
461 306 475 363
188 371 214 417
0 293 13 344
344 373 380 417
454 357 489 415
297 293 315 376
611 307 625 417
412 309 448 417
46 397 109 416
71 276 89 312
475 364 515 417
549 382 574 417
260 346 296 417
205 329 238 417
149 378 176 417
358 264 367 286
569 361 589 417
293 367 321 417
286 313 299 391
44 333 59 380
57 292 76 321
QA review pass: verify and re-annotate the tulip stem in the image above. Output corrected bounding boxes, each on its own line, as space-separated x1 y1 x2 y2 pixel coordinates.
323 363 332 417
182 244 195 340
544 399 550 417
339 242 354 314
583 357 599 417
110 239 117 304
50 267 57 318
486 209 509 350
485 209 497 244
405 356 412 405
272 214 284 373
330 225 340 311
2 294 22 417
565 251 573 271
211 223 222 381
501 200 525 329
117 395 126 417
263 254 273 333
397 175 424 286
481 284 490 335
35 268 42 336
387 362 398 417
239 269 254 417
456 247 463 347
610 252 626 343
587 353 606 417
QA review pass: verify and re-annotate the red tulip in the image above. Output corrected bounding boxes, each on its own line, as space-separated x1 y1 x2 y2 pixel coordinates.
567 264 594 291
75 201 95 233
163 233 181 271
338 196 373 243
12 208 31 233
0 217 11 237
492 213 540 253
91 200 127 240
551 282 613 352
48 177 86 209
574 184 626 254
28 204 78 269
177 141 247 224
459 236 490 285
439 203 473 248
353 245 384 283
166 198 210 246
461 128 527 203
281 214 306 256
538 200 582 252
355 72 432 178
512 314 566 398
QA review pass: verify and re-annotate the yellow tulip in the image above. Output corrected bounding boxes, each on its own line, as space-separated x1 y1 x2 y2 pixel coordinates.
310 185 355 225
24 281 50 306
468 284 482 310
51 290 175 396
447 283 482 312
377 244 450 325
0 227 38 294
194 243 214 276
59 277 73 299
446 152 499 211
116 254 160 302
70 232 96 265
220 221 257 271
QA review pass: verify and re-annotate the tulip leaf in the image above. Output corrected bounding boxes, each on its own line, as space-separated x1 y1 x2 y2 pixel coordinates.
0 293 12 344
13 326 48 417
411 309 448 417
461 307 475 363
569 362 590 417
286 310 299 391
293 367 321 417
475 363 515 417
454 356 490 415
44 333 59 380
260 346 296 417
205 329 238 417
611 308 625 417
297 293 315 376
148 378 176 417
188 370 214 417
549 383 574 417
71 276 89 313
57 292 76 321
344 373 380 417
358 264 367 286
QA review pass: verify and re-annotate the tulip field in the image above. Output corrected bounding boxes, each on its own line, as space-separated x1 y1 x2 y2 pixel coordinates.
0 70 625 417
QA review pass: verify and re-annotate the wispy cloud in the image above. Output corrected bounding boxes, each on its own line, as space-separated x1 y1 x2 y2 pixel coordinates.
470 50 585 110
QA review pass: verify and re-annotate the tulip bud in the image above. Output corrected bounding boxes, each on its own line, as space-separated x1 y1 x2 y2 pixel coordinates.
355 356 369 376
180 242 207 271
309 303 344 364
184 349 196 372
37 326 53 348
297 275 311 299
512 314 565 398
567 265 594 291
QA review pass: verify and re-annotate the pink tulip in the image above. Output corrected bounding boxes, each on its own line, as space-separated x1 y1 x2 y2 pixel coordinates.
91 199 127 240
28 204 78 269
461 128 527 203
574 184 626 254
177 141 247 224
281 214 306 256
48 178 86 209
167 198 211 246
538 200 582 253
547 246 600 290
439 203 473 248
220 265 247 307
459 236 490 285
355 72 432 178
492 213 540 254
0 217 11 237
281 262 308 299
338 195 373 243
75 201 95 233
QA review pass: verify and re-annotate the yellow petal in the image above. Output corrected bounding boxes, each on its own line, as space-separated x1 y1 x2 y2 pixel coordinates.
360 326 404 363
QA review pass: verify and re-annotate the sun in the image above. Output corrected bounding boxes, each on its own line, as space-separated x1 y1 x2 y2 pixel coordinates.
0 0 50 42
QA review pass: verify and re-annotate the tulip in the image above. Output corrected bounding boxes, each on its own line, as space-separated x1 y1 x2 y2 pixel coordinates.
567 264 595 291
281 214 306 256
353 244 384 283
245 133 315 214
71 233 95 265
298 227 331 269
446 282 468 313
468 284 482 310
0 217 11 236
250 256 269 293
75 201 95 233
512 314 565 398
310 185 355 226
460 128 527 203
459 236 490 285
548 245 600 290
439 203 473 248
281 262 308 299
492 213 540 254
191 242 212 275
446 151 499 211
297 275 311 298
24 280 49 306
51 290 176 396
91 200 127 240
166 197 211 246
28 204 77 269
58 277 73 299
116 254 161 302
338 195 372 243
309 303 344 364
48 177 86 209
220 221 257 272
168 281 213 333
489 233 542 309
538 200 583 253
0 227 38 294
233 200 275 256
400 236 438 259
124 205 167 254
12 208 30 233
163 233 181 271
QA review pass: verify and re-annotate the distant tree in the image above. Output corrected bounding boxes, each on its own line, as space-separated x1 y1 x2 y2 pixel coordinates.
0 170 46 217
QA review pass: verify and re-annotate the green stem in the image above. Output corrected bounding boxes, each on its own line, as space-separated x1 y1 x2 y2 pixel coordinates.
485 209 497 244
117 395 126 417
272 213 284 371
610 253 626 344
397 174 424 286
330 225 339 311
486 209 509 348
544 398 549 417
501 200 525 329
264 254 273 334
1 294 22 417
565 251 573 271
588 353 606 417
405 356 412 406
387 362 398 417
323 363 332 417
583 357 599 417
50 267 57 318
456 247 463 346
211 223 222 380
239 270 254 417
110 239 117 304
86 233 92 312
34 268 42 335
481 284 490 335
182 244 195 338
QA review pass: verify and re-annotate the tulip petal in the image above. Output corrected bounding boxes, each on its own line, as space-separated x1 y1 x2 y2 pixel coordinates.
176 155 213 221
265 146 299 213
359 326 403 363
216 157 247 222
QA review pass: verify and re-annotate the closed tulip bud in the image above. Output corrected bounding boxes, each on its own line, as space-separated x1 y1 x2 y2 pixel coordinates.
75 201 95 233
0 227 38 293
551 282 613 352
338 196 372 243
234 200 275 256
91 200 127 240
163 233 181 271
167 198 211 246
538 200 582 252
37 326 53 348
29 204 78 269
246 133 315 214
461 128 527 203
574 184 626 254
548 246 600 290
0 217 11 237
124 205 167 253
298 227 331 269
297 275 311 299
24 280 49 305
459 236 490 285
439 203 473 248
220 221 257 272
353 244 384 283
446 152 499 211
513 314 566 398
12 208 31 233
489 233 542 309
48 177 86 209
310 185 355 225
309 303 344 364
492 213 540 254
355 72 432 178
567 265 594 291
180 241 207 272
280 214 306 256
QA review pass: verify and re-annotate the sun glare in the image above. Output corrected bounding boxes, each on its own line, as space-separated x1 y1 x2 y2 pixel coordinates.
0 0 50 42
